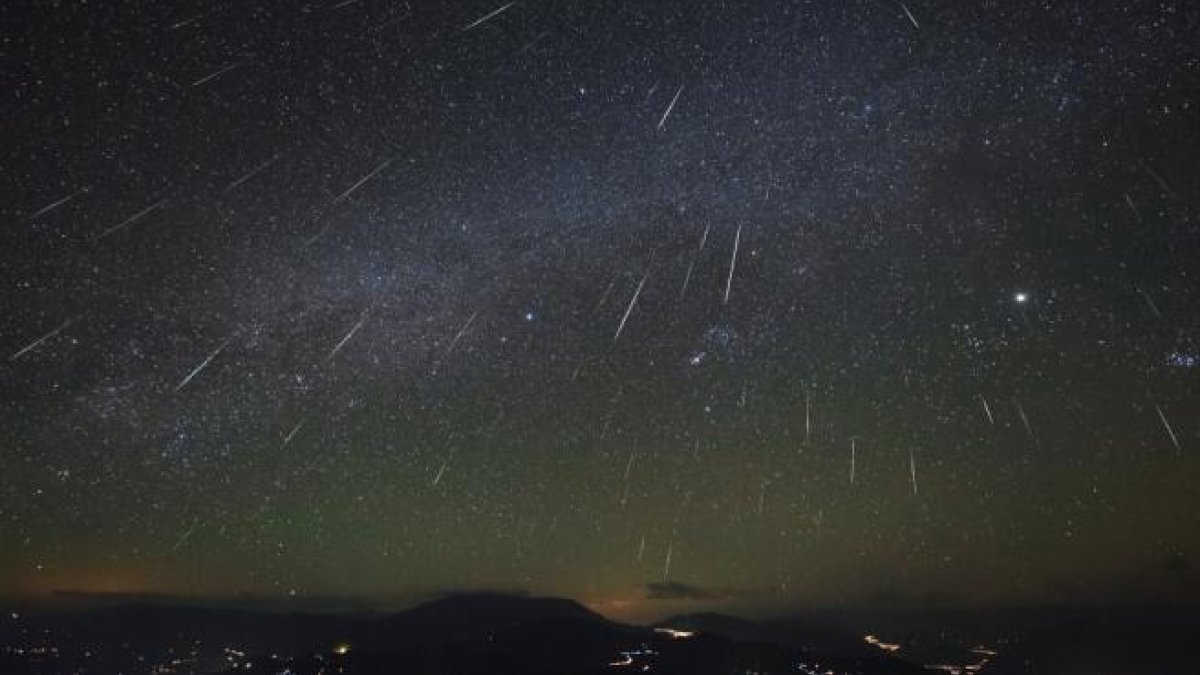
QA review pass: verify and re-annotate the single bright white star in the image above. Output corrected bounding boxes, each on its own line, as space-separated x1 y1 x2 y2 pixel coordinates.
1014 292 1029 304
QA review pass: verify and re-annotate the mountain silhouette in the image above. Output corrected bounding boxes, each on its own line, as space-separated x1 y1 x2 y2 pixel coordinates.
655 610 877 658
1 593 930 674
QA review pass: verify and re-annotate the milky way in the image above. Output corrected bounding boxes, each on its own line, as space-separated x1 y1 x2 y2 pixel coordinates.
2 0 1198 618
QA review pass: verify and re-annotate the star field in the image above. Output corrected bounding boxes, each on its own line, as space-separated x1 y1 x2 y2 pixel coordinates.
2 0 1198 619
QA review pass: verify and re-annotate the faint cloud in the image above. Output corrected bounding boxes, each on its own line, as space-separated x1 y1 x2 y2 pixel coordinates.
644 582 749 601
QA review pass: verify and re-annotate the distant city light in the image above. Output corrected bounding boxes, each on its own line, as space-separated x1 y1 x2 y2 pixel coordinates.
864 634 901 653
653 627 695 639
332 643 351 655
608 653 634 667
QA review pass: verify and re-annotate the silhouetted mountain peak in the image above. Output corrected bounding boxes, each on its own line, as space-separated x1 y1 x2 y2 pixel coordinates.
354 591 631 654
406 592 604 625
657 610 874 658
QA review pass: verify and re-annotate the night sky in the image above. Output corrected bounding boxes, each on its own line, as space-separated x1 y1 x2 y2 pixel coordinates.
2 0 1198 621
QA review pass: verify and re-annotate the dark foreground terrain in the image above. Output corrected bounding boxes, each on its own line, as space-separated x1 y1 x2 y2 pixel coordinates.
1 595 1195 674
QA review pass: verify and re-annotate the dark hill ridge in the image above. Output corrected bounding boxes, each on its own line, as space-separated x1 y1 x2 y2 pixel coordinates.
655 611 877 658
354 593 642 652
334 596 924 675
1 593 618 653
1 602 352 653
1 593 929 674
660 605 1200 675
380 593 608 632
